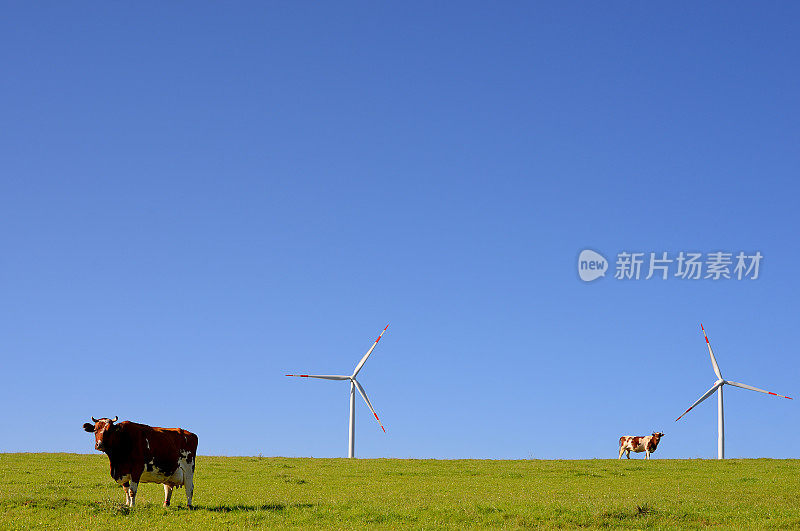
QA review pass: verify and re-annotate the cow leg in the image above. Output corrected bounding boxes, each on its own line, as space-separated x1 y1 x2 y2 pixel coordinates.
618 446 624 459
163 484 173 507
184 467 194 508
122 482 132 506
626 449 630 459
128 481 138 507
646 450 650 460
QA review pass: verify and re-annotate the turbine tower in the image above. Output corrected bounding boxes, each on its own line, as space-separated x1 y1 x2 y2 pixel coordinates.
676 324 792 459
287 324 388 458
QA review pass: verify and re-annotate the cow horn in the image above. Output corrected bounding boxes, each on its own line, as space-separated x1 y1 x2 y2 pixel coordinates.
111 416 118 422
91 417 99 423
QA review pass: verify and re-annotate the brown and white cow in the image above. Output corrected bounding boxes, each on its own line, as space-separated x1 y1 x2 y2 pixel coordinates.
83 417 198 508
618 432 664 459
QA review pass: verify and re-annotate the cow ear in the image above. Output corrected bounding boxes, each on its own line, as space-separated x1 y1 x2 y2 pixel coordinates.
83 423 95 432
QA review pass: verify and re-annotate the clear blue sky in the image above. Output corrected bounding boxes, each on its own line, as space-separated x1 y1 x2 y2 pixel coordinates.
1 2 798 459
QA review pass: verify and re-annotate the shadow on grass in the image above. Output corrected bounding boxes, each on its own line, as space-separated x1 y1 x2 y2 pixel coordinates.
2 498 136 516
200 502 315 513
2 497 316 515
601 503 657 521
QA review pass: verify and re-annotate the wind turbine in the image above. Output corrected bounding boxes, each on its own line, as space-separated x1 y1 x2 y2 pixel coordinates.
286 325 389 458
675 324 792 459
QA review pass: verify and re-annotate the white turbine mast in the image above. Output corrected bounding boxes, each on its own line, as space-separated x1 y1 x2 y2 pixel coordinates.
675 324 792 459
287 324 389 458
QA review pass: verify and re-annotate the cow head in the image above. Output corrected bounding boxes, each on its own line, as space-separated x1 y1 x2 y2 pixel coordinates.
645 432 665 453
83 416 118 452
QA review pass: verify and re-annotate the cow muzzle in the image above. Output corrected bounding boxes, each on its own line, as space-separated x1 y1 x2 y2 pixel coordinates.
95 442 104 451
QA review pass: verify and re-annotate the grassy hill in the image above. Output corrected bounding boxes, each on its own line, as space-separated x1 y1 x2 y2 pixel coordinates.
1 453 798 529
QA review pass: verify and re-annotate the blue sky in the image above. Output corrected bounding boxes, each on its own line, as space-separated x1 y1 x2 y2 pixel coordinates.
1 3 798 459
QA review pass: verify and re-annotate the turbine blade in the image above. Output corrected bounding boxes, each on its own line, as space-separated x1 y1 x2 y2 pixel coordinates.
675 382 722 421
726 380 792 399
285 374 350 380
353 379 386 433
701 324 723 380
352 324 389 377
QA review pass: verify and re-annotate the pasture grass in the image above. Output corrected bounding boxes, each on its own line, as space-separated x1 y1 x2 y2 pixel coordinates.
1 453 798 529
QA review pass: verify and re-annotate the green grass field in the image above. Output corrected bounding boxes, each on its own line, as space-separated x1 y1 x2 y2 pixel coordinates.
1 454 798 529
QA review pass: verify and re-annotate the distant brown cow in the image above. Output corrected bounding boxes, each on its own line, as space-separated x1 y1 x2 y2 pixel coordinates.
618 432 664 459
83 417 198 508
